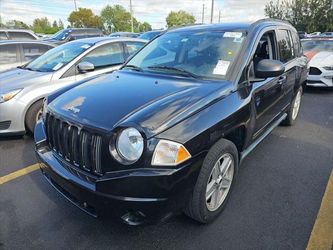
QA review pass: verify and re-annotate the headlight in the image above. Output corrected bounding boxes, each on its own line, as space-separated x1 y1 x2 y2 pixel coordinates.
152 140 191 166
0 89 22 103
323 66 333 71
116 127 144 163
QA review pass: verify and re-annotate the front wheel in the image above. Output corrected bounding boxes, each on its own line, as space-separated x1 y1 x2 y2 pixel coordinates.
25 100 43 134
184 138 238 223
282 87 303 126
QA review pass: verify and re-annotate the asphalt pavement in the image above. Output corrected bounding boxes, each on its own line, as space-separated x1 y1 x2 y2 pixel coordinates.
0 87 332 250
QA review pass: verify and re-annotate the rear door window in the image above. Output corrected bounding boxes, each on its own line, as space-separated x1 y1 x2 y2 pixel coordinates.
22 44 52 61
0 44 19 64
81 42 125 69
277 29 293 63
9 32 36 40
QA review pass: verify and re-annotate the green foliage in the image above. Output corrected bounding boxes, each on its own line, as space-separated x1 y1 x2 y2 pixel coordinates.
5 19 30 29
32 17 61 34
166 10 196 28
100 4 152 33
265 0 333 32
68 7 101 28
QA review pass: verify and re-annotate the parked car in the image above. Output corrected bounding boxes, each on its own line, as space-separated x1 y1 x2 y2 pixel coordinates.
43 28 104 45
0 29 39 40
110 32 139 38
321 32 333 37
302 37 333 87
138 30 164 40
307 32 321 37
0 37 146 135
35 19 307 225
0 41 56 72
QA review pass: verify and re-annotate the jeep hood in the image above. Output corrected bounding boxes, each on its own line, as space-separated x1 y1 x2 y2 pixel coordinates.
0 68 52 93
49 71 231 137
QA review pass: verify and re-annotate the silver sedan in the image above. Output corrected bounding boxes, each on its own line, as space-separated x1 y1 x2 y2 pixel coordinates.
0 37 147 135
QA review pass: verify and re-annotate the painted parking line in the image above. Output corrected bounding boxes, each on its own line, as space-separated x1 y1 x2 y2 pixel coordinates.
0 163 40 185
306 170 333 250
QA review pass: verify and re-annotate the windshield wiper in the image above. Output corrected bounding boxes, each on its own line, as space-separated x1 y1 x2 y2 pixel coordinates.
123 64 143 72
147 66 199 78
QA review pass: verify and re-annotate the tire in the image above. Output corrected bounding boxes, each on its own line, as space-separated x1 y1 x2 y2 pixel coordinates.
282 87 303 126
184 138 239 223
25 100 43 134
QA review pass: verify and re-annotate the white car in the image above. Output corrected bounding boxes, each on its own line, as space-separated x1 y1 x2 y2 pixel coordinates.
307 32 321 37
0 37 146 135
301 38 333 87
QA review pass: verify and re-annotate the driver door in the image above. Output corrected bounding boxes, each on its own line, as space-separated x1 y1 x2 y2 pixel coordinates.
248 30 286 140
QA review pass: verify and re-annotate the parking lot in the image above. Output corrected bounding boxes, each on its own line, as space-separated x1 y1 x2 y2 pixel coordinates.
0 87 332 250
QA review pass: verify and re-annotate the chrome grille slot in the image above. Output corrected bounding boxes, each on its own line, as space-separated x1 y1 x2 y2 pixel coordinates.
45 114 103 176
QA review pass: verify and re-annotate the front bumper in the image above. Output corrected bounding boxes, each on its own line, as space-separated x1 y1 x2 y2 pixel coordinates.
307 69 333 87
0 98 27 135
34 120 205 224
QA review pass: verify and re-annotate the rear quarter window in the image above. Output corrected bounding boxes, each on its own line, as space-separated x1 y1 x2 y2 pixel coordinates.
9 32 36 40
0 44 18 64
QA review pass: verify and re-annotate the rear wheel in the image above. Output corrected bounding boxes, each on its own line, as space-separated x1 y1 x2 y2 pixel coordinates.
184 138 238 223
25 100 43 134
282 87 302 126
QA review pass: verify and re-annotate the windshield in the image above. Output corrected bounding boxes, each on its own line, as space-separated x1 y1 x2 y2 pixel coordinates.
25 42 92 72
51 29 71 41
126 30 246 79
301 40 333 52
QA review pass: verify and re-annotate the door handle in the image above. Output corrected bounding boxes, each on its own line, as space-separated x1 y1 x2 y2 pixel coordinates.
278 75 287 84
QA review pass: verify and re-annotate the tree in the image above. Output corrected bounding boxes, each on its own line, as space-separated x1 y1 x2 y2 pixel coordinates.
265 0 333 32
58 19 64 29
166 10 196 28
32 17 51 33
52 20 58 28
68 8 101 28
100 4 132 32
100 4 152 33
5 20 30 29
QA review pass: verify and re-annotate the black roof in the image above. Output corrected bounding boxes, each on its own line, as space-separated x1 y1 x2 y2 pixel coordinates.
168 19 295 33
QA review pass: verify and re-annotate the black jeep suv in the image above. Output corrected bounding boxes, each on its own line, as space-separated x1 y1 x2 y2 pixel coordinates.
35 19 308 225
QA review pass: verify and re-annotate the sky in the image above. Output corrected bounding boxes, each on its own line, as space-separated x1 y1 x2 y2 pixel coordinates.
0 0 270 29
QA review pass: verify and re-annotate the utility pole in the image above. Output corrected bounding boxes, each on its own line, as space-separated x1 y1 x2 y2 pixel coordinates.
74 0 77 11
130 0 134 32
218 10 221 23
210 0 214 24
202 4 205 24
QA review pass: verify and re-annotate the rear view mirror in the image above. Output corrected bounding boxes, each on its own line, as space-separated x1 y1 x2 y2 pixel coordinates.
255 59 285 78
77 62 95 73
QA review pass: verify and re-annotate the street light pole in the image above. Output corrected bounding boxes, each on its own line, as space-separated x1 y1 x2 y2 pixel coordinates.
218 10 221 23
202 4 205 24
130 0 134 32
74 0 77 11
210 0 214 24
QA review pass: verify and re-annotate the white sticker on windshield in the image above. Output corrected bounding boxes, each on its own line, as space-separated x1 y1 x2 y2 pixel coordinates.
81 44 91 49
213 60 230 75
224 32 243 38
52 62 63 71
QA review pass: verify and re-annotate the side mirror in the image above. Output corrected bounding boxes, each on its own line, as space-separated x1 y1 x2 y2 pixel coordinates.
77 61 95 73
255 59 285 78
68 36 75 41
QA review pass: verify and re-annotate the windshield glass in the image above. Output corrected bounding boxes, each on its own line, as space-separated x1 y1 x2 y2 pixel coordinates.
51 29 71 41
25 42 92 72
126 30 246 79
301 40 333 52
